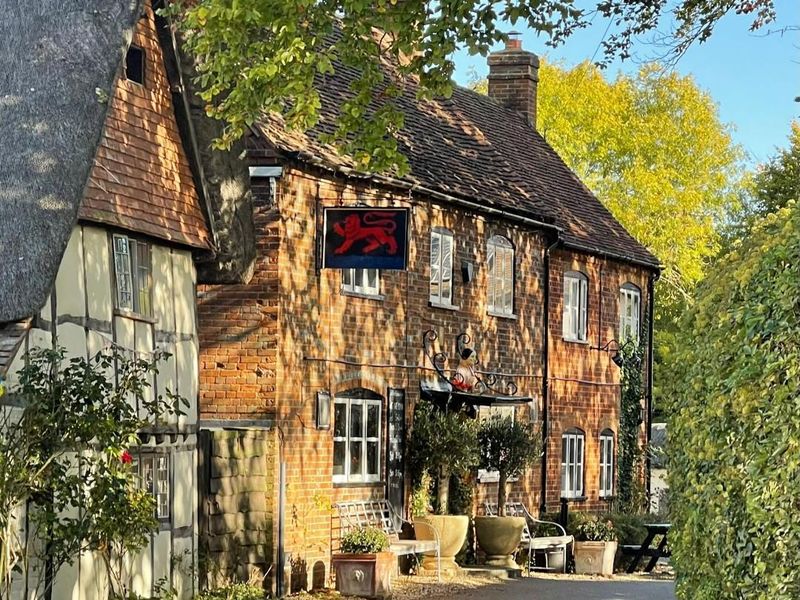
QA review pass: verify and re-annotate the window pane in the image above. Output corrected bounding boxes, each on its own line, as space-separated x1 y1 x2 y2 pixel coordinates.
334 402 347 437
350 403 363 438
367 404 379 438
366 269 378 291
441 234 453 302
354 269 365 288
367 441 379 476
488 245 496 309
430 233 440 300
503 247 513 312
343 269 352 288
350 441 363 476
113 235 134 310
333 441 346 476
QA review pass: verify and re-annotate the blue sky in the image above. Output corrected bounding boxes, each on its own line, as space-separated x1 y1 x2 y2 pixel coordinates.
452 0 799 166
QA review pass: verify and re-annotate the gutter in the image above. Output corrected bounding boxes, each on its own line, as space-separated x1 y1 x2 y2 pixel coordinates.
540 234 562 514
560 240 661 273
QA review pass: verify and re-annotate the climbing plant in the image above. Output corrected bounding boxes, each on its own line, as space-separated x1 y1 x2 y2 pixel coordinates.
616 329 647 514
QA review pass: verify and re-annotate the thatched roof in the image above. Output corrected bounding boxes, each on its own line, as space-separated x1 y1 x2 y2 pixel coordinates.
0 0 143 323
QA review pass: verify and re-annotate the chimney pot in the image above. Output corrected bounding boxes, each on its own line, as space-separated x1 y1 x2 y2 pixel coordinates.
487 36 539 128
506 31 522 50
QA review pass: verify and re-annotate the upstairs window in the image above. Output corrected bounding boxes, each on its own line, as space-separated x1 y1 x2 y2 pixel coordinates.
113 234 152 317
132 454 170 520
124 45 145 86
333 390 382 484
599 430 615 498
430 229 454 306
619 283 641 342
561 428 585 499
487 235 514 315
342 269 380 297
563 271 588 341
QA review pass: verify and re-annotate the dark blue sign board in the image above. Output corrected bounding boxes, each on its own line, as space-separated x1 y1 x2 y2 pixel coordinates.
322 207 409 270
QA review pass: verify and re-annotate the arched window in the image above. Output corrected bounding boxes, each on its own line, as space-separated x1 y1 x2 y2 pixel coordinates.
619 283 641 342
563 271 588 341
488 235 514 315
333 388 382 484
561 428 585 499
599 429 615 498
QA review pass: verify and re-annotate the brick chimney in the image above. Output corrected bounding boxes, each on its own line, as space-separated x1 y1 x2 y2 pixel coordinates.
487 32 540 128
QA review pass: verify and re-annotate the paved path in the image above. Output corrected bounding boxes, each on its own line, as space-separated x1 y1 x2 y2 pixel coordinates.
455 577 676 600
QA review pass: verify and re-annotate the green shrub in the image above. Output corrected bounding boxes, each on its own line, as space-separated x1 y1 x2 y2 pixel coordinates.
668 204 800 599
340 526 390 554
603 512 647 546
573 514 617 542
196 584 266 600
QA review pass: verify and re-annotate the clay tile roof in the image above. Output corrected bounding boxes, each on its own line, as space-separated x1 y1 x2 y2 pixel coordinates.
0 319 32 376
255 48 659 269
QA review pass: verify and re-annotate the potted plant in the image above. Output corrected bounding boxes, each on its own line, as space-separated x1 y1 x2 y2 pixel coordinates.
572 515 618 576
474 415 540 569
408 399 479 573
332 526 394 599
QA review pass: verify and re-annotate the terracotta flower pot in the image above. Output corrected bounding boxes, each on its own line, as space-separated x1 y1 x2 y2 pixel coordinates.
413 514 469 574
332 551 395 599
574 540 618 576
474 516 526 569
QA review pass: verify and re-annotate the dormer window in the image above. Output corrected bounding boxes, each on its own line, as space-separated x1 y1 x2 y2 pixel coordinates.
112 234 152 317
125 46 145 86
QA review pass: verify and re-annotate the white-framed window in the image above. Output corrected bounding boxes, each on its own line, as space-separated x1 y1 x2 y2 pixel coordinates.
333 392 382 484
599 430 615 498
487 235 514 315
563 271 588 341
430 229 454 305
477 405 516 483
342 268 381 297
561 429 585 499
132 454 170 520
112 234 152 316
619 283 641 342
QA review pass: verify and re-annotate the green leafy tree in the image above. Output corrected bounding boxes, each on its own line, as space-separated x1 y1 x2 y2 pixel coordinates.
477 416 540 516
165 0 777 174
668 202 800 599
0 347 186 599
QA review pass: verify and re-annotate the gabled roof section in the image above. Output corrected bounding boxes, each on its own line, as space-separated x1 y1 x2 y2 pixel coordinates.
254 51 659 269
0 0 143 323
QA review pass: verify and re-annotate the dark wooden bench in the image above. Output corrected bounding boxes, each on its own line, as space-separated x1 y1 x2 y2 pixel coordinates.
624 523 671 573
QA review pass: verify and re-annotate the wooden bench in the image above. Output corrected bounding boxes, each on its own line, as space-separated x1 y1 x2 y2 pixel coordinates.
623 523 671 573
335 500 441 581
485 502 573 573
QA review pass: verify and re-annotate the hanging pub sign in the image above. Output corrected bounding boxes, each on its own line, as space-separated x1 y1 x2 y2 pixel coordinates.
322 207 409 270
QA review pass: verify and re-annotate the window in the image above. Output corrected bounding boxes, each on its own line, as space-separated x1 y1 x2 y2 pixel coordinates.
599 430 615 498
333 391 382 483
563 271 588 341
561 429 585 499
125 46 145 86
430 229 454 305
477 405 516 482
112 234 152 316
133 454 170 520
342 268 380 297
487 236 514 315
619 283 641 342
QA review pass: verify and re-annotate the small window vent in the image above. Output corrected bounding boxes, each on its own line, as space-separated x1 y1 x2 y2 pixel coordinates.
125 46 145 86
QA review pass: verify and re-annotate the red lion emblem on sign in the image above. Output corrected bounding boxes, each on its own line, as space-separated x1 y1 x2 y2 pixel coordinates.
333 212 398 255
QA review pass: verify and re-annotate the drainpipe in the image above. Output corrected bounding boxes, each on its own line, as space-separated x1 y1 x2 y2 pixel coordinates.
645 273 658 501
540 235 562 514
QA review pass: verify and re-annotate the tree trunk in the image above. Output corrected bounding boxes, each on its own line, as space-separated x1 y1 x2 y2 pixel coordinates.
497 470 508 517
437 465 451 515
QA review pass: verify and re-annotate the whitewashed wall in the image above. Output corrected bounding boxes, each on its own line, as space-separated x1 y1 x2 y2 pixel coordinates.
5 224 200 599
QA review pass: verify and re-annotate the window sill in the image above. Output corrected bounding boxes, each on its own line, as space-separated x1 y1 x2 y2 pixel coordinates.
429 301 459 312
488 310 517 320
341 290 385 302
560 495 587 502
114 308 157 325
333 481 385 489
562 337 589 345
600 494 615 501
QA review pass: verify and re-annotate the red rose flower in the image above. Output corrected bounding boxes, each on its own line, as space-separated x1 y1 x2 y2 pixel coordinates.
120 450 133 464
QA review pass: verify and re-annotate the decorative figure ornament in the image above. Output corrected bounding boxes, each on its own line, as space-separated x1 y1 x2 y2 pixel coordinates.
451 347 478 392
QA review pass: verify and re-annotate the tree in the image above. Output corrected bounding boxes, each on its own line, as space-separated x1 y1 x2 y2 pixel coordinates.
166 0 777 174
667 203 800 599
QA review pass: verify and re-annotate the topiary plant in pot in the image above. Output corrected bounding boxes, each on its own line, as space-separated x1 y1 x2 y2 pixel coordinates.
408 398 479 573
474 415 541 569
572 514 618 576
332 526 394 599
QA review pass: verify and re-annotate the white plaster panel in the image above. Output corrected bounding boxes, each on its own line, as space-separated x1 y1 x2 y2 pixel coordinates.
82 226 114 322
172 536 196 600
54 227 86 319
39 292 51 322
171 251 196 336
50 561 80 600
115 316 135 353
152 531 171 590
130 541 152 598
79 550 109 600
175 340 198 427
152 246 176 332
157 341 179 425
172 450 195 529
135 321 155 417
56 322 87 361
3 332 29 390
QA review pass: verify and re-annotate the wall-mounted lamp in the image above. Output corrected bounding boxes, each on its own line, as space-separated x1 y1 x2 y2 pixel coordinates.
316 390 331 430
591 339 637 369
461 261 474 283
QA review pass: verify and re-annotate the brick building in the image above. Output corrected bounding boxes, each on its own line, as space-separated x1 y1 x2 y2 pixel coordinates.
197 37 659 592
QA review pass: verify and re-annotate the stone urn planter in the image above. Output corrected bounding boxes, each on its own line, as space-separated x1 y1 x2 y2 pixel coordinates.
474 515 527 568
414 514 469 574
332 552 395 599
574 540 618 576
